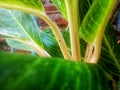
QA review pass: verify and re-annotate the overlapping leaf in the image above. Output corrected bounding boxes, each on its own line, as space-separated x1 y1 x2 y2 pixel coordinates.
0 8 49 56
0 0 45 15
79 0 117 42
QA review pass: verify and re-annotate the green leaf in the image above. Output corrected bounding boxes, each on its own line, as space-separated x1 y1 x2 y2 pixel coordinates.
7 30 63 58
79 0 93 23
0 0 45 15
51 0 67 20
79 0 117 42
6 39 33 51
0 8 49 56
41 30 63 58
99 23 120 77
0 52 108 90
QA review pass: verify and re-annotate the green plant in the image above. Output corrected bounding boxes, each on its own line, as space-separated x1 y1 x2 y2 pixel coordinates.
0 0 119 90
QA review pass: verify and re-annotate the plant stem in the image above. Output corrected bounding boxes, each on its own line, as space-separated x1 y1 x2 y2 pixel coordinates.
65 0 81 61
85 39 102 63
38 14 71 60
85 0 117 63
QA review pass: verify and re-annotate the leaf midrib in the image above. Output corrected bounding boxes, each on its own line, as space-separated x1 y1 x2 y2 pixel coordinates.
9 10 43 50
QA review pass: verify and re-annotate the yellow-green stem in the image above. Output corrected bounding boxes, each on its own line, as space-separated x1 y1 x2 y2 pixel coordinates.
39 14 72 60
65 0 81 61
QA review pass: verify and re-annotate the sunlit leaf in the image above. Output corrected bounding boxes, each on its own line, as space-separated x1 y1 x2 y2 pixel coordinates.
79 0 117 42
0 0 45 15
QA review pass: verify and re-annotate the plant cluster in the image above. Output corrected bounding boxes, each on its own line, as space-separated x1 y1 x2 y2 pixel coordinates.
0 0 119 90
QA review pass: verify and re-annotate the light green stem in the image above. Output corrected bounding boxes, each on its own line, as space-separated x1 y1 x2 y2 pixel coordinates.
65 0 81 61
40 14 71 60
24 11 72 59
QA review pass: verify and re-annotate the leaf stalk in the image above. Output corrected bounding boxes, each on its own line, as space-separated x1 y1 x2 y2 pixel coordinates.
39 14 72 60
65 0 81 61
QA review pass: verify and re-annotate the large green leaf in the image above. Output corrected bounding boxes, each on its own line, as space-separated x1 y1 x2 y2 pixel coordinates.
0 52 108 90
0 8 49 56
0 0 45 15
99 23 120 77
79 0 117 42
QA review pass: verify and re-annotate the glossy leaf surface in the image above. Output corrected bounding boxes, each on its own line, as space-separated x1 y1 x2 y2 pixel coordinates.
0 52 108 90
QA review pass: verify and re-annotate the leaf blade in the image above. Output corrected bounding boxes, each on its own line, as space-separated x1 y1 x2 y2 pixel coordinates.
79 0 117 42
0 8 49 56
0 52 108 90
0 0 45 14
